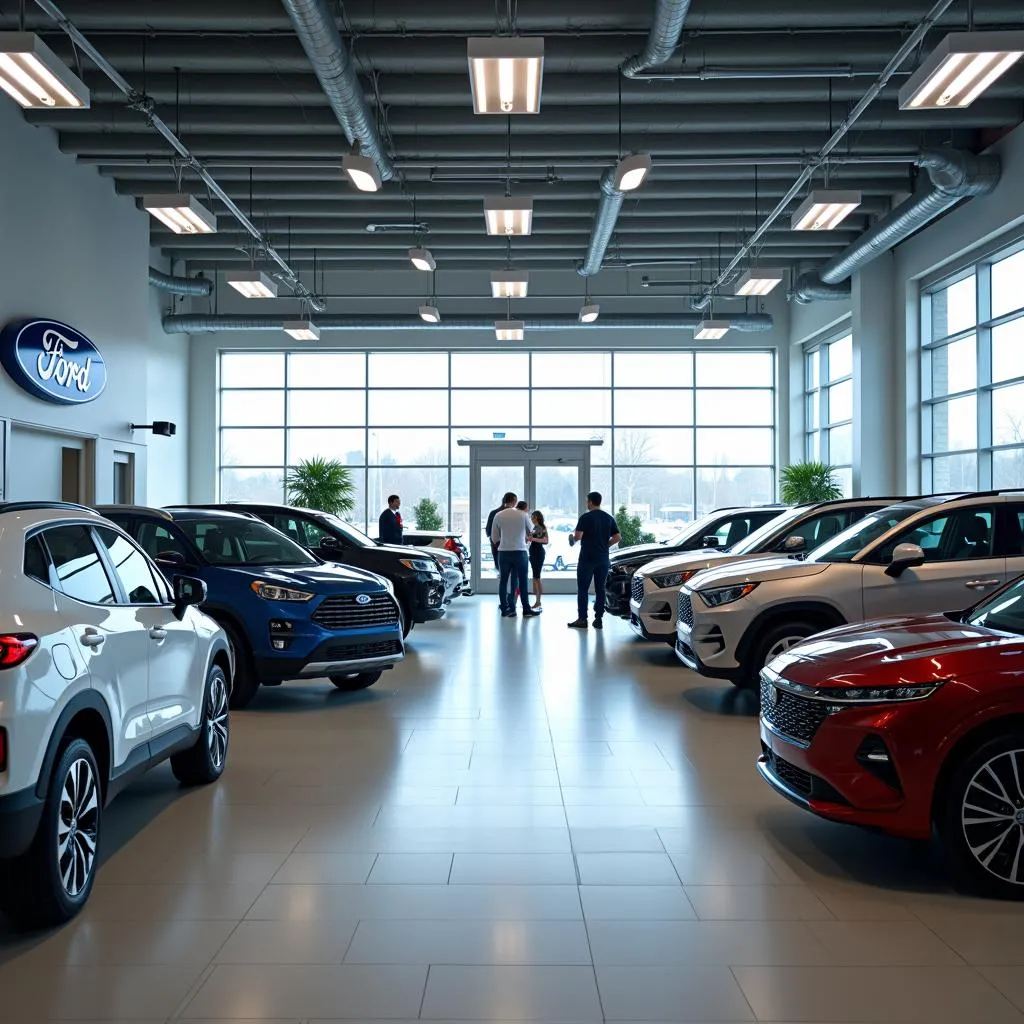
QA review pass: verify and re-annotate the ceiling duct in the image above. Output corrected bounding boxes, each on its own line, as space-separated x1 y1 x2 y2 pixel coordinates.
279 0 394 183
792 148 1001 302
148 266 213 296
578 168 625 277
621 0 692 78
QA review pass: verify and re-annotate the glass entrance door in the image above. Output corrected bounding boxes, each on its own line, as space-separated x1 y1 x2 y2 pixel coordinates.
479 463 525 583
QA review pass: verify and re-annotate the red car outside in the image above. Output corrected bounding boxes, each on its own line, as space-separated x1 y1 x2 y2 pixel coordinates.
757 574 1024 899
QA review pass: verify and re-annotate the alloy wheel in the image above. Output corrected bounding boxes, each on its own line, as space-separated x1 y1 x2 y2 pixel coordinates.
57 757 100 899
765 635 806 663
207 672 230 770
961 748 1024 887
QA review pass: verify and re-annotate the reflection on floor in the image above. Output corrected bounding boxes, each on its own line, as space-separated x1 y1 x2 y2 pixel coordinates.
2 595 1024 1022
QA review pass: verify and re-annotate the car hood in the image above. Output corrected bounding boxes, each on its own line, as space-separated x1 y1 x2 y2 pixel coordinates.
215 562 388 593
611 542 670 562
687 555 829 590
639 548 780 579
769 612 1024 688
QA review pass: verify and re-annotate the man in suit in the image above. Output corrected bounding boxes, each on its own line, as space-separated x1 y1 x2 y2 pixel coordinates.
378 494 404 545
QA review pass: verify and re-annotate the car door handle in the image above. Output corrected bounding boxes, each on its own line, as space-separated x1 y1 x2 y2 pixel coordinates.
81 629 106 648
148 627 168 641
965 579 1001 590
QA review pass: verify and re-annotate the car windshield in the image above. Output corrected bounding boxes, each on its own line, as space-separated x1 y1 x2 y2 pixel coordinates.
316 512 375 549
730 505 807 555
808 506 920 564
178 518 318 567
966 577 1024 636
665 511 724 547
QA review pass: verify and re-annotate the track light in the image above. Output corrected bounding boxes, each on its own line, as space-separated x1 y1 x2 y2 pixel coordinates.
791 190 861 231
283 320 320 341
419 305 441 323
342 145 382 193
0 33 89 109
491 270 529 298
495 319 525 341
225 270 278 299
142 194 217 235
408 247 436 272
899 31 1024 110
735 268 784 296
578 303 600 323
695 319 730 340
467 37 545 115
484 197 534 236
613 153 652 192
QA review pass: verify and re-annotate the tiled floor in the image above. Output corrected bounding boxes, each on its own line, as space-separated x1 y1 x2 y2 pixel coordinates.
3 594 1024 1022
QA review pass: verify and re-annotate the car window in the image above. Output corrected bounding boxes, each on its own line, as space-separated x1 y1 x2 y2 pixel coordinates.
730 505 809 554
177 518 318 566
317 513 375 549
269 515 307 546
135 521 192 563
872 507 995 564
810 507 918 564
783 509 856 549
42 525 116 605
94 527 164 605
707 515 760 549
24 534 56 588
967 577 1024 635
1002 505 1024 556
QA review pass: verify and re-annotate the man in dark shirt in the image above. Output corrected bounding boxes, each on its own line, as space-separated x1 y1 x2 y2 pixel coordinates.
568 491 621 630
378 494 404 545
484 500 505 608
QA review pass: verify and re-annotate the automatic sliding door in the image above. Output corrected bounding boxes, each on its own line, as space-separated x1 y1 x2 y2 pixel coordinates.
477 463 525 588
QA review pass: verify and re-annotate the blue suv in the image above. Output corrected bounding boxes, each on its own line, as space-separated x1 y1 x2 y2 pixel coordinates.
99 506 404 709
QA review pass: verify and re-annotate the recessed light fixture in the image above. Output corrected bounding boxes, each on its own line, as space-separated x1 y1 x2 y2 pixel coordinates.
283 320 321 341
491 270 529 298
735 268 784 296
899 31 1024 110
142 194 217 235
484 197 534 236
613 153 652 192
419 305 441 323
694 319 730 340
342 145 382 193
0 32 89 109
225 270 278 299
791 190 862 231
495 319 525 341
467 37 545 114
578 303 600 323
408 247 436 272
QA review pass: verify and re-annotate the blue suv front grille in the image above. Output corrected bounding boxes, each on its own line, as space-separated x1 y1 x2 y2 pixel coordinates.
312 593 398 631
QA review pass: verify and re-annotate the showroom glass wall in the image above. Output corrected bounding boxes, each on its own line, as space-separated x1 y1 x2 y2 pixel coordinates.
922 244 1024 492
804 332 853 496
217 349 776 535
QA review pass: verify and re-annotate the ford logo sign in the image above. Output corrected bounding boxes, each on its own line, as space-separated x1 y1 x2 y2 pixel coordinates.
0 318 107 406
355 594 372 605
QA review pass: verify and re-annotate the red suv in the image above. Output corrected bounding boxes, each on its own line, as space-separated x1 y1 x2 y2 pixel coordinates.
757 574 1024 899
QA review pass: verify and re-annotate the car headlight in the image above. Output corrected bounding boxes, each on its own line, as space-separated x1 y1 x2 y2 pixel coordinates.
769 675 945 706
400 558 437 573
697 582 759 607
651 569 697 589
249 580 315 602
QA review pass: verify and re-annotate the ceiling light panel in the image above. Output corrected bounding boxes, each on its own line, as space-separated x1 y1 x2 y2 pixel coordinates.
342 149 382 192
225 270 278 299
899 31 1024 110
408 247 436 272
142 194 217 235
419 305 441 323
0 33 89 109
791 190 862 231
484 197 534 236
735 268 784 296
694 319 730 340
283 320 320 341
495 319 525 341
578 304 600 323
467 37 545 115
613 153 653 192
491 270 529 298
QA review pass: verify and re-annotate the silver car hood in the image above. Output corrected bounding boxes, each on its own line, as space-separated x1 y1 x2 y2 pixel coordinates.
638 548 780 578
687 555 831 590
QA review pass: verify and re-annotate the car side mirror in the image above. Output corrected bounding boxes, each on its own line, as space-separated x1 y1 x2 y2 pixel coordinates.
157 549 186 566
702 535 721 548
172 574 207 617
885 542 926 578
781 534 806 553
319 535 341 550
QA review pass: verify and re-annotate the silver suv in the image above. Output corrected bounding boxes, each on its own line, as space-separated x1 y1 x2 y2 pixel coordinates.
627 499 895 641
675 491 1024 689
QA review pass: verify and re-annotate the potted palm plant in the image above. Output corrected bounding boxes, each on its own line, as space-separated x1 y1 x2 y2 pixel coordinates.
285 457 357 517
779 461 844 504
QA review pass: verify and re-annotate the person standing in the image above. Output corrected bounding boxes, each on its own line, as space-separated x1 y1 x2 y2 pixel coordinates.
568 491 621 630
491 492 538 618
484 498 505 607
528 510 549 610
378 494 403 545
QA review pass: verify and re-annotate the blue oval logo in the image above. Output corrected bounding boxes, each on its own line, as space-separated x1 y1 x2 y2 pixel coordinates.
355 594 371 605
0 318 107 406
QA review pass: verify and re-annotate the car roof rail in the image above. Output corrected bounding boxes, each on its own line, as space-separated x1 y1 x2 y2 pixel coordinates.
165 505 261 520
0 500 99 515
961 487 1024 499
94 504 174 520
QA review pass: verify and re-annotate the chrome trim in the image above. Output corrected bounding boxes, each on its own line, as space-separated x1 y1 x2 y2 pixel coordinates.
761 668 944 705
756 756 812 809
759 713 812 750
298 653 402 677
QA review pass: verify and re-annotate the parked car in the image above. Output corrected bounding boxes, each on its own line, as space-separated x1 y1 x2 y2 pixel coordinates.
605 505 788 617
0 502 231 926
629 498 896 642
400 529 471 580
99 506 404 709
430 546 465 602
757 573 1024 898
180 503 447 637
676 490 1024 689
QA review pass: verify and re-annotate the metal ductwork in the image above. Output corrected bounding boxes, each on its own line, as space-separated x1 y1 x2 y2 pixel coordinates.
279 0 395 183
162 313 774 334
148 267 213 296
578 169 625 277
621 0 692 78
793 148 1001 303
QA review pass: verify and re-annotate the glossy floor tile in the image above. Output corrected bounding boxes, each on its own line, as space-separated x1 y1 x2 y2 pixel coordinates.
1 596 1021 1023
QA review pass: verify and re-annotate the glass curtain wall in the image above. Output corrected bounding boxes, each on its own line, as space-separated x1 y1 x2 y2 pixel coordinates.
804 333 853 496
219 349 776 535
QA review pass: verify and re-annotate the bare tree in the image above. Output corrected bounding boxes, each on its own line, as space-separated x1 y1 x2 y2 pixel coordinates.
614 429 655 508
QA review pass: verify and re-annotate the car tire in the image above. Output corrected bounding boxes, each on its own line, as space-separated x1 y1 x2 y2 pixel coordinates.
220 619 259 710
937 731 1024 900
739 619 819 690
170 664 230 786
0 738 102 927
330 670 383 691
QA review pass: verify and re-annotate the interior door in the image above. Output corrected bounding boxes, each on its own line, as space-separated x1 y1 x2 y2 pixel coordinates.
477 464 526 589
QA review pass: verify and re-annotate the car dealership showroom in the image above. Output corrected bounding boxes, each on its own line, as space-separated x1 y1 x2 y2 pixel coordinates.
4 0 1024 1020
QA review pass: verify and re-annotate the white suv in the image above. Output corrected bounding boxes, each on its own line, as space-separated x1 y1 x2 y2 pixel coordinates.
0 502 232 926
675 492 1024 689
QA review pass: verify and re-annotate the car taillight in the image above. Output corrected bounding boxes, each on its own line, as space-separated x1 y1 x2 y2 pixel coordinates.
0 728 6 772
444 538 458 552
0 634 38 669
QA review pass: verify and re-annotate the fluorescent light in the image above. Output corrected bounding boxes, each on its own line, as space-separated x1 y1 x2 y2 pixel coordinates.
283 320 320 341
343 148 382 192
695 319 730 340
419 305 441 323
142 194 217 235
490 270 529 298
408 247 436 272
0 33 89 109
613 153 652 192
225 270 278 299
735 267 784 296
578 303 600 323
467 37 544 114
791 190 861 231
484 197 533 236
899 31 1024 110
495 319 525 341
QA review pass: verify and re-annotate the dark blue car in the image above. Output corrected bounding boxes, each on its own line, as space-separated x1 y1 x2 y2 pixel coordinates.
99 506 404 709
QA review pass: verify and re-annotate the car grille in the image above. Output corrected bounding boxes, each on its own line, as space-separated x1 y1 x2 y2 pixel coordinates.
765 749 814 796
631 576 645 604
312 593 399 630
760 676 833 746
677 591 693 627
324 639 402 660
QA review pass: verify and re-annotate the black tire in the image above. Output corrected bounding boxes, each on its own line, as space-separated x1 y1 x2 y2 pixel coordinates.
0 738 102 927
171 664 230 786
937 731 1024 900
220 618 259 710
330 670 383 691
738 619 819 690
